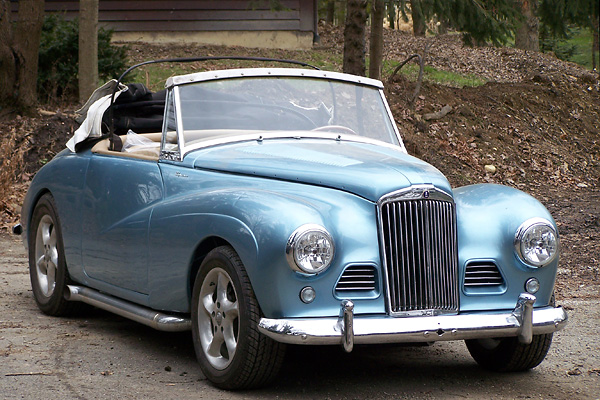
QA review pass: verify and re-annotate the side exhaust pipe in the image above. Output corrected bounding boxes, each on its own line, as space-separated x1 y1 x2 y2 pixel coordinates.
66 285 191 332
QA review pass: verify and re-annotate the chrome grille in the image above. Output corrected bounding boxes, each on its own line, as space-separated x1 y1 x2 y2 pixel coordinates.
336 265 377 292
464 262 504 287
379 190 459 314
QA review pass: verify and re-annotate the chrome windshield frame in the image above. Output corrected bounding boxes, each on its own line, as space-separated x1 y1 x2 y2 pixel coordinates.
162 68 407 161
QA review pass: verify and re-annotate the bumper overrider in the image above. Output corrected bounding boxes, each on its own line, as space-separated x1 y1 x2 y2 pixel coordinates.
258 293 568 353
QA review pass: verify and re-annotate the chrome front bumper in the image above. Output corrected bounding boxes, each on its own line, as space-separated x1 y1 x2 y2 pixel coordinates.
258 294 568 353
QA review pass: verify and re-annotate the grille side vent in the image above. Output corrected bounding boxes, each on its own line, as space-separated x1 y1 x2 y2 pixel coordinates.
464 262 504 287
335 265 377 292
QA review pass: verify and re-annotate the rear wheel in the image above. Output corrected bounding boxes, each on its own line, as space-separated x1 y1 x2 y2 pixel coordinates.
191 246 285 389
29 194 80 316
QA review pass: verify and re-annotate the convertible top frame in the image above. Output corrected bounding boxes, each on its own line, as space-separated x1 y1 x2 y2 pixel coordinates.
107 57 320 141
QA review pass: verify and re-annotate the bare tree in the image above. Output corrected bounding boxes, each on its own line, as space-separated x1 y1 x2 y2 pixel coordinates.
79 0 99 103
325 0 335 24
0 0 44 111
410 0 426 37
0 0 16 105
343 0 368 76
515 0 539 51
369 0 385 80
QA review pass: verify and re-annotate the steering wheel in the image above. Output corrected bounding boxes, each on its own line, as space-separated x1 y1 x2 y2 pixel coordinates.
311 125 358 135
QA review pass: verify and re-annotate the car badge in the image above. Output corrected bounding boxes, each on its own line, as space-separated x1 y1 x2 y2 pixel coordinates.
423 190 430 199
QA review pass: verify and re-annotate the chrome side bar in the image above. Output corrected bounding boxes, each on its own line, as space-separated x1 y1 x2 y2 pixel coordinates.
258 294 568 351
66 285 191 332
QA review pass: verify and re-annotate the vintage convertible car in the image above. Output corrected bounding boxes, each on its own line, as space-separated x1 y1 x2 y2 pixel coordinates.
16 58 567 389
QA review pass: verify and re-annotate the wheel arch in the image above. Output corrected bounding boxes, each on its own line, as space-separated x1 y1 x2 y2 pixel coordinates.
23 188 52 246
187 235 231 299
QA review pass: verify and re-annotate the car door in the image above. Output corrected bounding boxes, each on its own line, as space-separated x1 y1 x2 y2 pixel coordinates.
81 154 163 294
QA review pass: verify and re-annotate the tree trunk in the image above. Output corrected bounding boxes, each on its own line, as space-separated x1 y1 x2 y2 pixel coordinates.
410 0 426 37
592 6 599 71
13 0 45 109
325 0 335 24
79 0 99 103
369 0 385 80
343 0 367 76
0 0 16 106
514 0 539 51
388 1 395 30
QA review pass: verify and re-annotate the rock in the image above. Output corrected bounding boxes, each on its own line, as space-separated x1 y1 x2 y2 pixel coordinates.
484 164 497 174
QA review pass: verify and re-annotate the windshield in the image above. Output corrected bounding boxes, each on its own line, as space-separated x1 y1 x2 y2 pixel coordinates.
175 77 399 147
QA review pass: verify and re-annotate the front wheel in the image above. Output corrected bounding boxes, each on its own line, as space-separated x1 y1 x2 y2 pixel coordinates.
465 333 553 372
191 246 285 390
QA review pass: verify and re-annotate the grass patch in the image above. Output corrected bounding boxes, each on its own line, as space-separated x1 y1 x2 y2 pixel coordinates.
564 28 598 70
382 60 487 88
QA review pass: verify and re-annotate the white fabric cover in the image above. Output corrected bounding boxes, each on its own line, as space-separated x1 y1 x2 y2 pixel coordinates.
66 80 127 152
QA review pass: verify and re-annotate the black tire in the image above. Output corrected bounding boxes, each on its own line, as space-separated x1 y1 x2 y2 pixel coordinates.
191 246 286 390
465 333 554 372
28 193 81 316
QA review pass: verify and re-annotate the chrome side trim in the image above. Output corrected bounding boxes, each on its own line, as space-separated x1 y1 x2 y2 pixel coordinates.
258 295 567 349
66 285 191 332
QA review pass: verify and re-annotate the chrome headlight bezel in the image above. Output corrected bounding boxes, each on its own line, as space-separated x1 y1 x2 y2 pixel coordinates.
514 218 559 268
286 224 335 275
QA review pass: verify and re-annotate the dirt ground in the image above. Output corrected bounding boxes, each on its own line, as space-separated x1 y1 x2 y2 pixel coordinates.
0 25 599 397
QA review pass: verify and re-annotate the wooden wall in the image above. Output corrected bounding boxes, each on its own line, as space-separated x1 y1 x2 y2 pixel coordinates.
12 0 316 33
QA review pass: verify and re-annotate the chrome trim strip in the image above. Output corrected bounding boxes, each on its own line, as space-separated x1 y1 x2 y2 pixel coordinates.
180 131 404 159
378 88 407 153
166 68 384 89
258 295 568 348
377 185 453 206
173 86 185 161
66 285 191 332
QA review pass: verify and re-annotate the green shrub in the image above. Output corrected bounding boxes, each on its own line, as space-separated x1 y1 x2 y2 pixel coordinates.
38 14 129 103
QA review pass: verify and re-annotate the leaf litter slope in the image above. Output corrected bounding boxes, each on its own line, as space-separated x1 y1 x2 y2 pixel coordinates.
0 25 598 300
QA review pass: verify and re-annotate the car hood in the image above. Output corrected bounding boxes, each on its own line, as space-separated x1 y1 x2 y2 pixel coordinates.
189 138 452 202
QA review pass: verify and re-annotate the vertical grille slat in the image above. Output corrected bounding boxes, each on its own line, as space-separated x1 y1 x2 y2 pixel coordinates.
380 193 459 314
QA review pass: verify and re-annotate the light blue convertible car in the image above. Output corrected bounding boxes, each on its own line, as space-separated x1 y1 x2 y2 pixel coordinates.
17 58 567 389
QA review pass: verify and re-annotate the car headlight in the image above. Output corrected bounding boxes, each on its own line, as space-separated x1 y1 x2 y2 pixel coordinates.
286 224 334 274
514 218 558 267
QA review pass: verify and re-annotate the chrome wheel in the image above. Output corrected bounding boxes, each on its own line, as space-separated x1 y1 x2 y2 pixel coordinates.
197 267 239 370
34 214 58 297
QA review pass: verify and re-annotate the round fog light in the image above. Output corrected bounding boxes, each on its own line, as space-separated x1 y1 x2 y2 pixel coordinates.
300 286 316 304
525 278 540 294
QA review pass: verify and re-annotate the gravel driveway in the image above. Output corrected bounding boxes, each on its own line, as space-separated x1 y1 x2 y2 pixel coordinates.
1 233 598 399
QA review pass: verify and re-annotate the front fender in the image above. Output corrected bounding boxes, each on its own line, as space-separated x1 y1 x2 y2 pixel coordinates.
149 166 382 317
454 184 558 310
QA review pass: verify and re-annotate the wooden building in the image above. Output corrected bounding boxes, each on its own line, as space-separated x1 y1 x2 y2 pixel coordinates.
13 0 318 49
